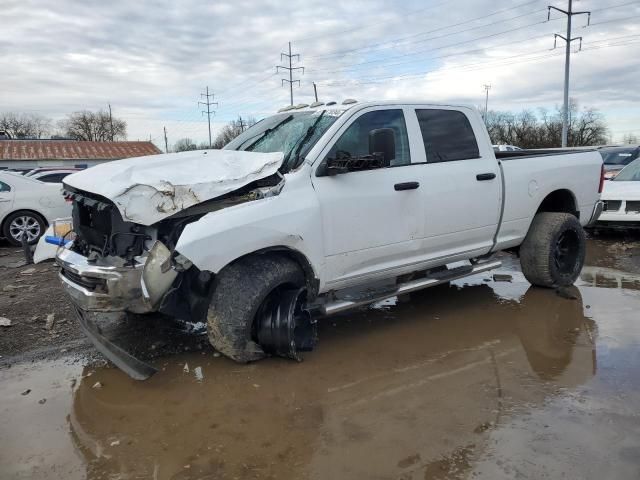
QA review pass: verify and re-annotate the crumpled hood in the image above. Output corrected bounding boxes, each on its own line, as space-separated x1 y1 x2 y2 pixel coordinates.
601 180 640 201
64 149 284 225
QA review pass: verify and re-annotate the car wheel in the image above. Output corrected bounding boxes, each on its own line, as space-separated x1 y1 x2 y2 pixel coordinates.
207 254 314 363
520 212 586 288
2 211 47 246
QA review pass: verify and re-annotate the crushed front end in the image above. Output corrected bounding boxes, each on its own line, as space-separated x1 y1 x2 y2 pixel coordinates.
56 188 209 379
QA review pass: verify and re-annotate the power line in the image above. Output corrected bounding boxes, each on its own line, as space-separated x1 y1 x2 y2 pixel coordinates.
307 17 562 75
307 0 544 60
318 35 640 87
293 0 457 44
548 0 591 147
198 86 218 148
277 42 304 106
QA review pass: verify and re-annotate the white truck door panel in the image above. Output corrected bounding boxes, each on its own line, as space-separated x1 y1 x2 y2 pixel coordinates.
311 107 425 286
409 107 501 259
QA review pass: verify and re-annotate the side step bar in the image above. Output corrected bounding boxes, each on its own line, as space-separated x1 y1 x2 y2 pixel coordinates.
320 260 502 316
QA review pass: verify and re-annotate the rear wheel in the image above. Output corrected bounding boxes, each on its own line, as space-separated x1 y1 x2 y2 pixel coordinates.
2 211 46 246
207 254 315 363
520 212 586 288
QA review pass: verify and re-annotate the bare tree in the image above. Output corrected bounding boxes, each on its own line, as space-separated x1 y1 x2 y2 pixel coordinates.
212 117 257 149
622 133 639 145
487 101 608 148
174 138 198 152
0 112 52 138
60 110 126 141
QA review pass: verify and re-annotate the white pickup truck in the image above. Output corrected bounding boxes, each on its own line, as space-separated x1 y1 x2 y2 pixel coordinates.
56 101 604 379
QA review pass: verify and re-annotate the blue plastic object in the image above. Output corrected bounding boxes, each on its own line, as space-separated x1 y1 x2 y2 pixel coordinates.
45 236 69 246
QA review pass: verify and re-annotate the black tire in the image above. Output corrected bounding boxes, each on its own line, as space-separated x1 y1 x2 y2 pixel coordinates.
520 212 586 288
2 210 47 246
207 254 305 362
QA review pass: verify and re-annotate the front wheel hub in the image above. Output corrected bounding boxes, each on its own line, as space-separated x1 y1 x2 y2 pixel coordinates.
256 287 317 361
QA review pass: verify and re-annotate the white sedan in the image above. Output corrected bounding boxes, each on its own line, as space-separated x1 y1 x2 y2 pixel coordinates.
0 171 71 245
598 158 640 228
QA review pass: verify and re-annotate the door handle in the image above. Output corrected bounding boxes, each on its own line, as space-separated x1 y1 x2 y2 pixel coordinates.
394 182 420 191
476 173 496 181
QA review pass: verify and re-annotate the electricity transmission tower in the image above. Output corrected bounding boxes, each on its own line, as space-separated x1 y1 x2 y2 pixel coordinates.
199 86 218 148
482 84 491 122
548 0 590 147
277 42 304 106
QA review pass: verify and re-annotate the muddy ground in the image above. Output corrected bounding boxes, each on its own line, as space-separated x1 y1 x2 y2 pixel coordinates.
1 232 639 479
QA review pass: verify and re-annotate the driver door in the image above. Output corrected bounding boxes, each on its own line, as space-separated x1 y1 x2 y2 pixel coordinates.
311 107 425 289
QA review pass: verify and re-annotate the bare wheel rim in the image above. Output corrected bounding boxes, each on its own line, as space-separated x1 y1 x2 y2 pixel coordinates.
553 229 579 275
9 215 41 242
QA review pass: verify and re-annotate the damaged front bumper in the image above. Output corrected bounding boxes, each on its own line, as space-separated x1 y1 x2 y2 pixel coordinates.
73 307 158 380
57 245 180 380
57 247 152 313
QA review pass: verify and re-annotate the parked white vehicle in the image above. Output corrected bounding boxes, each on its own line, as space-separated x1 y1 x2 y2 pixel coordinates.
597 158 640 228
55 101 604 379
26 168 83 183
0 171 70 245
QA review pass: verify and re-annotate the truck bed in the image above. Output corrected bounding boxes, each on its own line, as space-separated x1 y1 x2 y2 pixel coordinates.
495 149 598 161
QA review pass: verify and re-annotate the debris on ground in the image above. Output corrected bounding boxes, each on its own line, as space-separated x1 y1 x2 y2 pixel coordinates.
19 268 36 275
0 317 12 327
21 389 31 396
183 363 189 373
2 284 30 292
45 314 56 330
493 273 513 282
38 398 46 404
92 382 103 389
110 440 120 447
194 366 204 382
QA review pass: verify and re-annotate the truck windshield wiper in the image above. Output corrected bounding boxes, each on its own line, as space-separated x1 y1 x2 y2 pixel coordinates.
283 111 326 170
242 115 294 152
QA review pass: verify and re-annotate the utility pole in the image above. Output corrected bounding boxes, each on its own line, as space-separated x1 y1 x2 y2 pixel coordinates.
549 1 590 147
163 126 168 153
108 103 114 141
237 116 247 133
277 42 304 106
198 86 218 148
313 82 318 102
482 84 491 122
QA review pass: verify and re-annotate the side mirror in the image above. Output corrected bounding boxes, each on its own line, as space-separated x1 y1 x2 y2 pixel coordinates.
369 128 396 167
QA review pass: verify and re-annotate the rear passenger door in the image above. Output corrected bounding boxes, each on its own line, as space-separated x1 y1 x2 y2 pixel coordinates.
410 107 501 260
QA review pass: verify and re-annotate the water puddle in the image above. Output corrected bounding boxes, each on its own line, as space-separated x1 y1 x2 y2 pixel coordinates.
2 243 640 479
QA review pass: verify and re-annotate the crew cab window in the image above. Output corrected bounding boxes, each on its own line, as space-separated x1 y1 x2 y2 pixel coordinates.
326 109 411 167
416 109 480 162
0 181 10 192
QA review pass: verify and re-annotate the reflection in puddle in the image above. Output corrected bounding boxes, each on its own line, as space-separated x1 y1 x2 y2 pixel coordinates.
581 266 640 290
64 283 598 479
4 260 640 479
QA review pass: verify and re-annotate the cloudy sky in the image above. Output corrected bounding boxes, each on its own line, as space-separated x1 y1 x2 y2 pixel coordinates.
2 0 639 148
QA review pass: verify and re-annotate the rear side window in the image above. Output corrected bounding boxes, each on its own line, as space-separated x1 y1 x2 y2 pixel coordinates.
0 181 10 192
416 109 480 162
